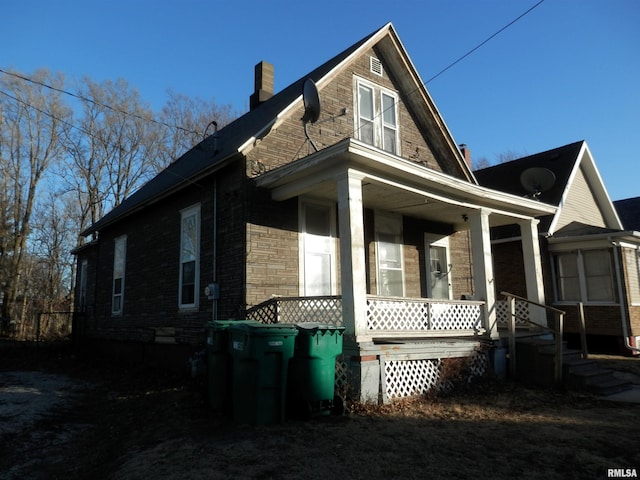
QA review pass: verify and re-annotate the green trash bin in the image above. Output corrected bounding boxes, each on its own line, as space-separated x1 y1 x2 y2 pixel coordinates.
205 320 259 414
228 323 298 425
287 322 345 419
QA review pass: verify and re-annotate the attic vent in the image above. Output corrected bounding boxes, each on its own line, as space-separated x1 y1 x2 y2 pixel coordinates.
370 56 383 76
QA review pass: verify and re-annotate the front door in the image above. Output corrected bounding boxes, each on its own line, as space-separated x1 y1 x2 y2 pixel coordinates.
300 201 336 296
425 235 452 299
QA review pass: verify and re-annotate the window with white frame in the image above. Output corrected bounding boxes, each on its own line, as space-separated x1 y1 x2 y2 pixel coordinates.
355 78 399 155
179 205 200 309
78 259 88 313
376 213 404 297
112 236 126 315
553 249 617 303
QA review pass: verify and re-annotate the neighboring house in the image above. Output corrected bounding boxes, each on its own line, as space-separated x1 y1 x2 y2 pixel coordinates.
614 196 640 232
73 23 556 402
475 141 640 355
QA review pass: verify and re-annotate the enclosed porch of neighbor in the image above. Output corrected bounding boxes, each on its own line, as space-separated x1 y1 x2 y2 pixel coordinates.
253 138 557 401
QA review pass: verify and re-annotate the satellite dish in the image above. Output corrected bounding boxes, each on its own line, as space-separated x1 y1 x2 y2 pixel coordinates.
301 78 321 124
520 167 556 198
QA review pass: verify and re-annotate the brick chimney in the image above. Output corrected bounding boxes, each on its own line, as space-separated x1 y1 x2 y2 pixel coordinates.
250 61 274 110
459 144 471 169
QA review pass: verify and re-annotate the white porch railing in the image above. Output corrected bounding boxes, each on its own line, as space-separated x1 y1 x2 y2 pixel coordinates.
246 295 486 337
366 295 485 337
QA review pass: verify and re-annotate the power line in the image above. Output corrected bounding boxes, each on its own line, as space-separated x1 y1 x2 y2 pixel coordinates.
0 88 95 139
347 0 546 141
0 68 200 136
424 0 546 84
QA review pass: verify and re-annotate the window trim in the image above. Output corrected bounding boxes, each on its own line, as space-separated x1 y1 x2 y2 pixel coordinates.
112 235 127 316
354 76 400 155
552 248 618 305
179 204 201 310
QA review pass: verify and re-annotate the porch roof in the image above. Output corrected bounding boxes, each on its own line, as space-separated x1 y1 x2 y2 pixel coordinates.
256 138 556 229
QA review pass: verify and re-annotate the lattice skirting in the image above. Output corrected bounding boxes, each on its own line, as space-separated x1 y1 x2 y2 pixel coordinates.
383 352 489 400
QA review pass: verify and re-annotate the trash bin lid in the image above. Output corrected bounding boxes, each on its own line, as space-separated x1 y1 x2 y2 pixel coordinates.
208 319 260 331
295 322 345 334
229 322 298 337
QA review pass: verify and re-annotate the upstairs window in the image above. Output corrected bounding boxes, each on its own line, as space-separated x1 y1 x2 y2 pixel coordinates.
355 78 399 155
180 205 200 309
112 236 127 315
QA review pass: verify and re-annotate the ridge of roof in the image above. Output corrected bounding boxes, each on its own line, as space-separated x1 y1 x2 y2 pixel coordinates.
81 23 390 237
473 140 585 206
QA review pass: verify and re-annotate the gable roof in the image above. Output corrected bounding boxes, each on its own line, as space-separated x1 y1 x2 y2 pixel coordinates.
82 22 474 237
614 196 640 231
474 141 622 235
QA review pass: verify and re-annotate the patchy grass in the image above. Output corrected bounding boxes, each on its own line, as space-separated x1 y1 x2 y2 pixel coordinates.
2 341 639 480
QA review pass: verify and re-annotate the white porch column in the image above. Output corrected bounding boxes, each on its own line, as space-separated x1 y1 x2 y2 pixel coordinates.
337 169 368 340
469 209 498 339
519 218 547 327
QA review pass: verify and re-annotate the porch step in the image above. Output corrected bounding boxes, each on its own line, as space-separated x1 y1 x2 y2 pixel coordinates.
513 337 633 396
563 358 633 396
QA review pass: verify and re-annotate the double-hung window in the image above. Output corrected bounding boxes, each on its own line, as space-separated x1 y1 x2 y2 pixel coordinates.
112 236 127 315
355 78 399 154
180 205 200 309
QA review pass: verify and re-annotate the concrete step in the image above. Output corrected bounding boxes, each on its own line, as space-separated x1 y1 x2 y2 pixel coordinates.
588 378 633 396
563 358 633 395
512 336 634 395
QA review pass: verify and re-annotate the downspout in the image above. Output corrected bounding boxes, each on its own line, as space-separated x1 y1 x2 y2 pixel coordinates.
611 240 640 354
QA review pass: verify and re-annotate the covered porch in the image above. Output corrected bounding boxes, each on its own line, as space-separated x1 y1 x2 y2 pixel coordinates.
255 138 556 401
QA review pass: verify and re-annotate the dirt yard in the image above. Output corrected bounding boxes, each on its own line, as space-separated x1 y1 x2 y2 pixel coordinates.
1 341 639 480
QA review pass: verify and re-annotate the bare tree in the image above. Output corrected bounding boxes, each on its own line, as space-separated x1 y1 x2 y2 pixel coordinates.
0 69 71 325
62 77 165 241
155 89 236 170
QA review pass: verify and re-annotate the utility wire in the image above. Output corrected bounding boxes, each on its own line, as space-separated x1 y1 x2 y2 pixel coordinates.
347 0 546 141
0 88 95 140
0 68 200 136
424 0 545 84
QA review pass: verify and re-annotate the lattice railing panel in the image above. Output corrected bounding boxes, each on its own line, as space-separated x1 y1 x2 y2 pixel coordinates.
430 303 482 330
367 296 484 332
247 296 343 326
496 299 529 326
366 298 429 330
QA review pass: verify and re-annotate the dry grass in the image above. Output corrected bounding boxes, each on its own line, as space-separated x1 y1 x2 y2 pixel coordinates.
2 341 639 480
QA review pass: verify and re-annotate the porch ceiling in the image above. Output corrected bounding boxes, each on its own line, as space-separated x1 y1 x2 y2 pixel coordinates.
256 138 556 229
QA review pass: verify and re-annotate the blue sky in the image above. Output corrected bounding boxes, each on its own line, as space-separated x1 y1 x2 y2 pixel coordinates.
3 0 639 201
